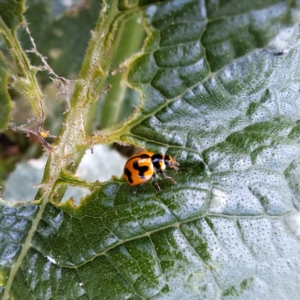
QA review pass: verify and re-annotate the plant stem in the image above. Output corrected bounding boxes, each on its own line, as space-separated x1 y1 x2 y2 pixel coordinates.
36 2 141 201
100 13 145 129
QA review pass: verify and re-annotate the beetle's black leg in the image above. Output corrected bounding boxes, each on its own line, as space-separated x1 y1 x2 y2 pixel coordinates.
152 173 161 191
160 171 177 185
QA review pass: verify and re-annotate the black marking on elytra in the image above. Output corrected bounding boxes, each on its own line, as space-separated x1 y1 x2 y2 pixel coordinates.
133 160 149 178
151 154 164 170
124 168 133 184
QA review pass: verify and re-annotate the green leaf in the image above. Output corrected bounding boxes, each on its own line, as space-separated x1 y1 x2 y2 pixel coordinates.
2 0 300 299
0 52 13 130
0 0 25 29
99 14 145 129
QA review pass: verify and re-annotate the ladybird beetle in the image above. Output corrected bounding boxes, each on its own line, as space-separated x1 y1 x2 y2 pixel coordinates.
123 151 179 191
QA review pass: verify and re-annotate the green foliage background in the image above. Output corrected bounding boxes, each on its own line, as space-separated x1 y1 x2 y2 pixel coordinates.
1 0 300 299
